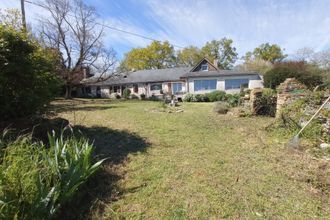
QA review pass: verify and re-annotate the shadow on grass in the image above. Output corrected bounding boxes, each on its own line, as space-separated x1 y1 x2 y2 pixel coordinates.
51 104 122 114
56 125 150 219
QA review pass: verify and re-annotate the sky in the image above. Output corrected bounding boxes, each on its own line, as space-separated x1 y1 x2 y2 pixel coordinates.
1 0 330 61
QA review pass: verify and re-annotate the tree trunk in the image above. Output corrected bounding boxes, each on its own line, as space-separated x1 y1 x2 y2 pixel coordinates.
65 85 72 99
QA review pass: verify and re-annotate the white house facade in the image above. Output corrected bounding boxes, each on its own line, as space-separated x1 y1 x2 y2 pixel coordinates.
81 58 264 99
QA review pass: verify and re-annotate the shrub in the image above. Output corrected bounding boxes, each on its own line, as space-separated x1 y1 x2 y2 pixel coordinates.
194 94 209 102
115 94 121 99
140 94 146 100
213 102 229 114
0 26 61 120
0 130 105 219
148 95 159 101
225 94 242 107
183 93 195 102
264 61 323 89
123 88 131 99
206 91 226 102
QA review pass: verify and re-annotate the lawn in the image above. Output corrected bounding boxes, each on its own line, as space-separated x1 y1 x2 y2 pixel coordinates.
52 99 330 219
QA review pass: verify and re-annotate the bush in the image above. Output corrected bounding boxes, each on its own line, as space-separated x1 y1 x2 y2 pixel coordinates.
213 102 229 114
183 94 193 102
140 93 146 100
225 94 242 107
0 129 105 219
0 26 61 120
123 88 131 99
148 95 160 101
206 91 226 102
194 94 209 102
115 94 121 99
264 61 323 89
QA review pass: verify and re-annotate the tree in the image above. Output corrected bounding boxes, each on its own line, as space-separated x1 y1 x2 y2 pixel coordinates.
177 46 203 67
201 38 238 69
236 57 273 74
0 9 23 31
263 61 323 89
247 43 287 63
120 41 176 71
40 0 116 98
0 25 61 119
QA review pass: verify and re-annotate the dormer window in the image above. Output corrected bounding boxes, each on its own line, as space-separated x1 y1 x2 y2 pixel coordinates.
201 64 208 71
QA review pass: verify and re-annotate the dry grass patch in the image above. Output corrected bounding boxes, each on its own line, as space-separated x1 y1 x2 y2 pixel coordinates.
51 99 330 219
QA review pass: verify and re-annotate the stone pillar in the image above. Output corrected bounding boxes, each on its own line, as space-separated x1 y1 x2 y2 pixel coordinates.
250 88 263 115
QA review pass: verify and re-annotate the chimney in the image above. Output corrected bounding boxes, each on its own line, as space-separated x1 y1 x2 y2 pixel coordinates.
213 59 219 68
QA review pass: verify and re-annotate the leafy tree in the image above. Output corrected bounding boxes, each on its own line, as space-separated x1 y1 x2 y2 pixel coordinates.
264 61 323 89
236 57 273 74
120 41 176 71
247 43 287 63
177 46 203 67
201 38 238 69
0 9 23 31
0 26 61 120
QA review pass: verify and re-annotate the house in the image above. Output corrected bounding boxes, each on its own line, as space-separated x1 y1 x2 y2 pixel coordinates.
80 58 263 99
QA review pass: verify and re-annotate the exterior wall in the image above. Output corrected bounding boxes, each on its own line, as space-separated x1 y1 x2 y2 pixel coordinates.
187 75 263 94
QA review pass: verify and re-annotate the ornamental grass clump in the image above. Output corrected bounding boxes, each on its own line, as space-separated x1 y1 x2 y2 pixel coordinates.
0 129 106 219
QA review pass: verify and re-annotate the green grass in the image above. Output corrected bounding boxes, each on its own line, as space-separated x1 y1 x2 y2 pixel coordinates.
52 99 330 219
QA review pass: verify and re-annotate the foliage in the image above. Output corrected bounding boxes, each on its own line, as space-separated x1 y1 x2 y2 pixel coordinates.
140 93 146 100
0 129 105 219
183 93 195 102
115 94 121 99
177 46 203 67
0 9 23 31
213 102 229 114
148 95 160 101
264 61 323 89
206 91 226 102
275 91 330 144
253 88 277 117
201 38 238 69
0 26 61 120
225 94 242 107
123 88 131 99
194 94 210 102
245 43 287 63
236 57 273 74
120 41 176 71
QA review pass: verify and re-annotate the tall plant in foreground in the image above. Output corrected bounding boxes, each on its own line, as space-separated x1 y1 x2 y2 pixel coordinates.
0 129 106 219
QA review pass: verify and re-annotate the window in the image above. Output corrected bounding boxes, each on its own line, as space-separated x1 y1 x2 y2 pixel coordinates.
172 83 182 94
201 64 208 71
225 79 249 90
194 79 217 91
133 84 139 93
85 86 91 94
113 85 119 93
150 83 162 91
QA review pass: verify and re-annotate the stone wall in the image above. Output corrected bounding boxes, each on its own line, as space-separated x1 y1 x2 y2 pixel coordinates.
275 78 307 118
250 88 263 115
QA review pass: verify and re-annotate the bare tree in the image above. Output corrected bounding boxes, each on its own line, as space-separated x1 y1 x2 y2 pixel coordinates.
39 0 117 98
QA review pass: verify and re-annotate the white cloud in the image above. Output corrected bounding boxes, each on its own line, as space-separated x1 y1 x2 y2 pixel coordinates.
2 0 330 59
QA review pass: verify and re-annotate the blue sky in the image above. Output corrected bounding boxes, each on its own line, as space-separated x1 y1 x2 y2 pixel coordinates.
1 0 330 60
